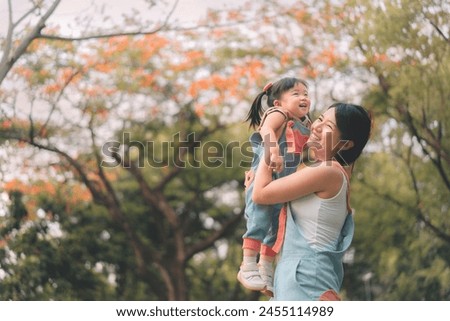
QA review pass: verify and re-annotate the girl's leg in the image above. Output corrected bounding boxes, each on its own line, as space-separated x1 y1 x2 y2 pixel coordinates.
259 245 277 297
237 238 265 291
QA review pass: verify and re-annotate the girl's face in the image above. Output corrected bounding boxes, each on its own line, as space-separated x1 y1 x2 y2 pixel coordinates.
274 83 310 119
307 108 347 161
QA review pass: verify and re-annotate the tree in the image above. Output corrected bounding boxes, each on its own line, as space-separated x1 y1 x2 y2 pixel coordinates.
343 0 449 239
2 0 448 301
334 0 450 300
0 181 118 299
0 0 286 300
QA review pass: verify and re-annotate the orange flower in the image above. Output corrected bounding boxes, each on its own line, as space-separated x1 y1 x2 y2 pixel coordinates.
1 120 12 129
43 83 61 95
194 103 206 117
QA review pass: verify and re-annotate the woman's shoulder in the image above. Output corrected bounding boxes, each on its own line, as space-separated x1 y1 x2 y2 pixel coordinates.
300 161 344 182
302 161 345 198
303 160 342 171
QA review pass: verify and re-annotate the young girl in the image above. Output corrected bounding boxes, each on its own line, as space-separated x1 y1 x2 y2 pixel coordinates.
237 77 311 296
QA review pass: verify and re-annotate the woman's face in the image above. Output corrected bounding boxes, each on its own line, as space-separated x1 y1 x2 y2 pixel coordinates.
307 108 345 161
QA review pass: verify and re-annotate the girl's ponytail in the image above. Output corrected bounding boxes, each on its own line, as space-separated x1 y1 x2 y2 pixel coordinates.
245 82 273 129
245 91 266 129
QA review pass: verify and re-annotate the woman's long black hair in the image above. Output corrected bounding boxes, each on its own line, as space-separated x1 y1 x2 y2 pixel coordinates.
330 103 372 166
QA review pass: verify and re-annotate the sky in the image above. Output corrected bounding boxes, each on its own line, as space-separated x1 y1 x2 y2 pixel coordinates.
0 0 241 36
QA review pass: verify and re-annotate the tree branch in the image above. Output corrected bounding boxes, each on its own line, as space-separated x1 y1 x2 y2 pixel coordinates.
399 105 450 189
38 28 164 42
37 0 180 42
39 69 81 138
0 0 61 84
155 124 225 190
359 165 450 244
404 148 450 243
87 119 159 275
426 17 449 44
185 209 243 261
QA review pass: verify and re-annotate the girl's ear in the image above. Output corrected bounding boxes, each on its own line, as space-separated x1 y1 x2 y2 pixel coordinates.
273 99 281 107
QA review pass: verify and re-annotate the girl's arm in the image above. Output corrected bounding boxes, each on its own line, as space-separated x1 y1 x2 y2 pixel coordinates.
252 159 344 204
258 111 287 171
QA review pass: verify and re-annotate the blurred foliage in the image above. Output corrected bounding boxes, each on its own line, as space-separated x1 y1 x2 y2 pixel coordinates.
0 0 448 300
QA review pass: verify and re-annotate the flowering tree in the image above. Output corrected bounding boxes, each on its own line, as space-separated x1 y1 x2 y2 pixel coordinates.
2 0 448 301
1 0 340 300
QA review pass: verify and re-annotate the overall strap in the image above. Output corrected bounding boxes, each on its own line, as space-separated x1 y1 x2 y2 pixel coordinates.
272 204 287 254
272 161 353 254
330 161 352 215
258 107 290 132
301 114 312 128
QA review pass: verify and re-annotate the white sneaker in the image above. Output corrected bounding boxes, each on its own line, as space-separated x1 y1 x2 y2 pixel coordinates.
237 263 266 291
258 263 274 297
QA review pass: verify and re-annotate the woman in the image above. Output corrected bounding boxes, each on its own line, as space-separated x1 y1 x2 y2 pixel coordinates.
252 103 372 300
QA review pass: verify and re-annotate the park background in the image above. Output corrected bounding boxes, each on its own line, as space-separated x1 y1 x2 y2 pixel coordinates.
0 0 448 300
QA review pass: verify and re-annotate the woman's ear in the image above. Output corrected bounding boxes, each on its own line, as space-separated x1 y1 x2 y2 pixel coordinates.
332 140 353 157
340 140 354 151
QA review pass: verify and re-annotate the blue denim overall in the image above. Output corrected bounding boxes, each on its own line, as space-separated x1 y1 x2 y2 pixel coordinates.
272 204 354 300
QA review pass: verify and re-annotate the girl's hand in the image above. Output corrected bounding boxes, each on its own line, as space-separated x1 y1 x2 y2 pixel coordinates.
269 153 284 173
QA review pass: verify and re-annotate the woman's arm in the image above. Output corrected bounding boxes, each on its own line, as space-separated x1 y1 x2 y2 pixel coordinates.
252 160 344 204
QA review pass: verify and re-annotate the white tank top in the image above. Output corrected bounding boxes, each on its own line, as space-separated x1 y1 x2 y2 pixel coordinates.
288 172 349 251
